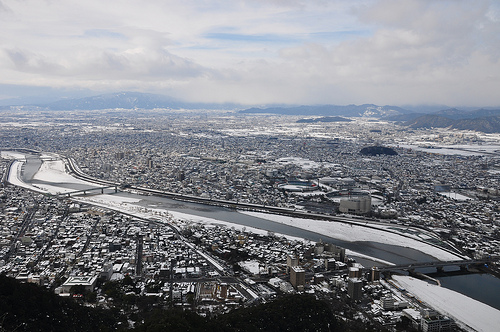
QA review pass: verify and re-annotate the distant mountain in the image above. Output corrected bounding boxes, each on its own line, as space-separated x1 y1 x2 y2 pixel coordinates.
296 116 352 123
4 91 499 121
44 91 181 110
405 113 500 133
400 104 451 113
432 108 500 120
453 116 500 133
0 91 243 111
432 108 465 118
405 114 455 129
383 112 426 122
40 91 243 111
240 104 411 117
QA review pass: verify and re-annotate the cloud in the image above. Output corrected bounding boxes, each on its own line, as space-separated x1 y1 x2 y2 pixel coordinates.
1 0 500 106
0 1 10 13
3 46 206 81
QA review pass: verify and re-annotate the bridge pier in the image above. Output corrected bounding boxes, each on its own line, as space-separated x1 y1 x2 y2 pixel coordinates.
114 186 117 193
460 265 468 272
436 266 444 273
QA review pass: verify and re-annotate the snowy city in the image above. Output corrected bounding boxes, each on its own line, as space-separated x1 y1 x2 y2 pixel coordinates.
0 109 499 331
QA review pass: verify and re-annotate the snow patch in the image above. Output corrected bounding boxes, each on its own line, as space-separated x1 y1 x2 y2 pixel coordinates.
393 275 500 332
239 211 461 261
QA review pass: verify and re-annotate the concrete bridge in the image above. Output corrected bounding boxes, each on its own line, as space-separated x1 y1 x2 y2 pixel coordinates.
374 258 495 274
58 185 118 198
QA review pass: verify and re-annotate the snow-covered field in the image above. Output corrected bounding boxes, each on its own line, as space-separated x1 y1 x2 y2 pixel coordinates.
6 157 98 194
73 194 307 242
239 211 462 261
438 192 473 201
32 160 83 184
7 161 34 191
397 144 500 157
1 151 27 160
393 275 500 332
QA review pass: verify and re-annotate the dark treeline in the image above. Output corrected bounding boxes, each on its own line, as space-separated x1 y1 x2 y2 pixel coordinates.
0 275 381 332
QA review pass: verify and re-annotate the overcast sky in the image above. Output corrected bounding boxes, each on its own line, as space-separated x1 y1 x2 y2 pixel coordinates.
1 0 499 106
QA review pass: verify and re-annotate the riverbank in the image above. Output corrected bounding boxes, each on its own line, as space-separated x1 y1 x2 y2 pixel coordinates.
393 275 500 331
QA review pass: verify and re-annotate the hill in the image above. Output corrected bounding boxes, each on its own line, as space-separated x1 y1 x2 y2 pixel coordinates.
433 108 500 120
405 112 500 133
404 114 455 129
452 116 500 133
360 146 398 156
0 276 378 332
0 275 122 332
241 104 410 117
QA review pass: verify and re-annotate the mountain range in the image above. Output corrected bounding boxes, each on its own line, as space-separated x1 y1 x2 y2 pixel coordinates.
1 91 241 111
240 104 410 118
2 91 500 133
404 112 500 133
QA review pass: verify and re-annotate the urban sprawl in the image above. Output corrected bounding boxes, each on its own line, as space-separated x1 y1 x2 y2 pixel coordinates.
1 109 499 331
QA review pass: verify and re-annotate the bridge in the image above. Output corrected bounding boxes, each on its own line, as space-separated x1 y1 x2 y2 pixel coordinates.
373 258 495 274
57 185 119 198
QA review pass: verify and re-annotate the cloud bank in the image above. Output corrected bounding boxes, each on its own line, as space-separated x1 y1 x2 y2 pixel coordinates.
1 0 499 106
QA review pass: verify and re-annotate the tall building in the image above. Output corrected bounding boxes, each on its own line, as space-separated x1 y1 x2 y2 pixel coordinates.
348 267 362 278
290 266 305 291
287 254 299 273
347 278 363 301
371 266 381 281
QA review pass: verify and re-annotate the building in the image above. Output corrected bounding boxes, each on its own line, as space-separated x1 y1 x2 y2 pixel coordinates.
381 296 395 310
60 275 98 294
278 180 317 192
402 308 421 330
347 278 363 301
348 267 362 278
370 266 381 281
314 242 346 261
287 254 299 273
339 195 371 214
420 309 453 332
290 266 305 291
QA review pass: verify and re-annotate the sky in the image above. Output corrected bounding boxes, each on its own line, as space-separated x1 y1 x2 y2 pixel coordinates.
1 0 500 107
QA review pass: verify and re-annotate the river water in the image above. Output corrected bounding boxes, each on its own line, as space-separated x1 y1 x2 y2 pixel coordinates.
16 153 500 310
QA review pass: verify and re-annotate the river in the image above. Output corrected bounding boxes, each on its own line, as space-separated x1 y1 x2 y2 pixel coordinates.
13 152 500 310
